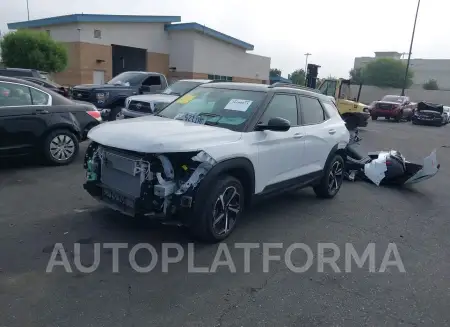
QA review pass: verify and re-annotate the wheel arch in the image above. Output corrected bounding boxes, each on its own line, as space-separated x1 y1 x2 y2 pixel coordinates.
40 124 82 144
195 157 256 208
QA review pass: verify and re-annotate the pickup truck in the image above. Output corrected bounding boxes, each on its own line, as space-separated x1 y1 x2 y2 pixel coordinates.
70 71 168 121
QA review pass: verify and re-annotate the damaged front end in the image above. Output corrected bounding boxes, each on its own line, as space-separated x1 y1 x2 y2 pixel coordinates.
344 130 440 186
83 142 216 220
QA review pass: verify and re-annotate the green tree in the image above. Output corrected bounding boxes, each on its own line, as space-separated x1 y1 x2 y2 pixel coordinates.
0 29 68 73
423 79 439 90
270 68 281 77
349 67 364 84
363 58 413 88
288 69 305 85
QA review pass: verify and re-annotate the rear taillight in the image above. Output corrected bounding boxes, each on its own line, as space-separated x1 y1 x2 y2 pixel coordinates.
87 110 102 121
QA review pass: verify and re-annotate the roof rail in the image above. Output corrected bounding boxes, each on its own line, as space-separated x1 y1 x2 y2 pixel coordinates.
269 82 319 92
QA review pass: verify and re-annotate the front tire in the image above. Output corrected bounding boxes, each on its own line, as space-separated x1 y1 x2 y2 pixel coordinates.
313 154 344 199
371 115 378 120
43 129 79 165
190 176 244 243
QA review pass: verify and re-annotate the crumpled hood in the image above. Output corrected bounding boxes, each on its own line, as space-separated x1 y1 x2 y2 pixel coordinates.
88 115 242 153
127 93 178 103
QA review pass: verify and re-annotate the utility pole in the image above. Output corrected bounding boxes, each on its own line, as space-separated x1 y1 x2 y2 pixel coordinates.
304 53 311 86
401 0 420 96
304 53 311 73
26 0 30 20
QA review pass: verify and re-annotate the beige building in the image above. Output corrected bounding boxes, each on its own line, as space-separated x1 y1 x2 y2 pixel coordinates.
8 14 271 86
354 51 450 90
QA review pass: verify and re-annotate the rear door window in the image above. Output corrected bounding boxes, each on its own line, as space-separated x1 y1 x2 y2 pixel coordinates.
0 82 32 106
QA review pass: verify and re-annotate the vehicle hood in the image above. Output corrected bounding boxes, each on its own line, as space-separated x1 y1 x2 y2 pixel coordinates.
340 99 368 108
88 115 242 153
72 84 132 91
377 101 402 105
127 93 178 103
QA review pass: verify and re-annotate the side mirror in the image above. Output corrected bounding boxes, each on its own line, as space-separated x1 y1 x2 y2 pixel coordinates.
139 85 151 94
255 117 291 132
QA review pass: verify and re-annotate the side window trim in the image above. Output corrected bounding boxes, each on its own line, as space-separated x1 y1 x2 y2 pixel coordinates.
0 81 52 107
299 95 328 126
258 92 299 126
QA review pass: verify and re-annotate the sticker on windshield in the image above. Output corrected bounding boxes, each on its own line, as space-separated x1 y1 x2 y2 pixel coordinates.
224 99 253 112
176 94 196 104
174 112 206 125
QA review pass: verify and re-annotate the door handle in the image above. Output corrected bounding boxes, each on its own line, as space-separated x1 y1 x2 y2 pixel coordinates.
328 129 336 135
35 109 49 114
293 133 303 138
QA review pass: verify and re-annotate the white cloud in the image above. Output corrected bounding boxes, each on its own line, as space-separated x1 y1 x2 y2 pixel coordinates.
1 0 448 78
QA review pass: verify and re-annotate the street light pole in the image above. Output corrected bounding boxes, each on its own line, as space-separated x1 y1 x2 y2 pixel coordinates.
401 0 420 96
26 0 30 20
304 53 311 86
304 53 311 73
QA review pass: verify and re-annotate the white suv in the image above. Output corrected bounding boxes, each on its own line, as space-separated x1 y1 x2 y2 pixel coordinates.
120 79 212 119
83 82 350 242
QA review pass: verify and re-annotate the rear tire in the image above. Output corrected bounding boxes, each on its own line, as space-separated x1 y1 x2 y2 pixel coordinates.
190 175 244 243
313 154 344 199
371 115 378 120
43 129 79 166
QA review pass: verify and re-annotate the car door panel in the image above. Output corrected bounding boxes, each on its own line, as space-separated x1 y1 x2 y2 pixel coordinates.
249 93 306 193
252 127 305 191
299 96 338 174
0 106 51 156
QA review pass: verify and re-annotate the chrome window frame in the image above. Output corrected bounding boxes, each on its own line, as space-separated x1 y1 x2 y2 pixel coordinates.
0 80 53 107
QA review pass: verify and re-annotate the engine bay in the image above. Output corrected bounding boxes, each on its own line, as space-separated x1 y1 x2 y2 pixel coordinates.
83 142 217 218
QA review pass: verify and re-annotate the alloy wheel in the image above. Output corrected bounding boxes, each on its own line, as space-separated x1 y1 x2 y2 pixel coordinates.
212 186 241 236
328 160 344 194
49 135 75 161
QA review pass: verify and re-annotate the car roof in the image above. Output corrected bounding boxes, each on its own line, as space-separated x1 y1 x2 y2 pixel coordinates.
0 75 47 87
201 82 327 99
0 67 38 72
177 79 213 83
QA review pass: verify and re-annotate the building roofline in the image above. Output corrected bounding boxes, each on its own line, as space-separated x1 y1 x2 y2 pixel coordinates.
165 22 254 51
7 14 181 29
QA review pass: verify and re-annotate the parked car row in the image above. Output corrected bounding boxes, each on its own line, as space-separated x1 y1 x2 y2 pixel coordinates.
368 93 450 127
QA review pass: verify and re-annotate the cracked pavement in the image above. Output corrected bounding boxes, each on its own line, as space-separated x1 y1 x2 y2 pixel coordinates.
1 120 450 326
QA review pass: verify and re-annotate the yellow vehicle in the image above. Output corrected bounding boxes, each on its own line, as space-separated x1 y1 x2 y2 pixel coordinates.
317 78 370 129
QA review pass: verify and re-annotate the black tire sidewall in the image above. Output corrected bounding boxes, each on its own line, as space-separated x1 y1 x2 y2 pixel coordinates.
192 176 245 242
314 154 344 198
44 130 79 165
326 155 345 197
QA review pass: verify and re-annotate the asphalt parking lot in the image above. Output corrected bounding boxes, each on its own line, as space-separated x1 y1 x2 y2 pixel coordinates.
1 120 450 327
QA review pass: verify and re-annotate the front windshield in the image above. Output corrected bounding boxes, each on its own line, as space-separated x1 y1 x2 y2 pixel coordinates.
107 72 146 86
162 81 202 96
157 86 267 131
383 96 404 103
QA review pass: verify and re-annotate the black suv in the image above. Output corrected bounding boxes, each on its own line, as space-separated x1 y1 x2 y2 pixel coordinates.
0 76 102 165
71 71 168 121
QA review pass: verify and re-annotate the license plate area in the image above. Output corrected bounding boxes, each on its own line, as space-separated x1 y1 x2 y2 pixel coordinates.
102 187 135 210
